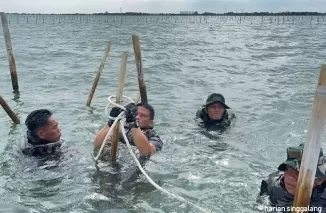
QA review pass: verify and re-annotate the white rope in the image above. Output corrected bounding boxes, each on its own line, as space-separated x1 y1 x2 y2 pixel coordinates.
96 94 211 213
94 111 125 161
105 95 134 118
95 94 134 161
120 117 211 213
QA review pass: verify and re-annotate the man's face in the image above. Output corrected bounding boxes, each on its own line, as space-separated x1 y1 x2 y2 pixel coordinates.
284 167 326 195
136 106 153 128
207 102 225 120
37 115 61 142
284 167 299 195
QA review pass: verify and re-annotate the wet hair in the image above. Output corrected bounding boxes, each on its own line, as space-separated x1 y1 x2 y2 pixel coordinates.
25 109 53 137
137 103 155 120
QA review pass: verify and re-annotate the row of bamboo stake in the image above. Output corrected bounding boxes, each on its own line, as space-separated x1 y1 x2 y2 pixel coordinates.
2 11 326 212
1 11 148 126
4 14 326 25
1 10 148 163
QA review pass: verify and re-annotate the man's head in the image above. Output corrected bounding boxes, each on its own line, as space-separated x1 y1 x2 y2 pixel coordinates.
204 93 230 120
278 143 326 195
136 103 155 128
25 109 61 143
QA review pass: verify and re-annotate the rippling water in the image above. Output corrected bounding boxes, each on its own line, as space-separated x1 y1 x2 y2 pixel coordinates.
1 15 326 213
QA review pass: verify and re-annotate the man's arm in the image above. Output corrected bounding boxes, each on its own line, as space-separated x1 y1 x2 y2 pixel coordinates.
93 124 111 148
94 106 123 148
131 127 156 156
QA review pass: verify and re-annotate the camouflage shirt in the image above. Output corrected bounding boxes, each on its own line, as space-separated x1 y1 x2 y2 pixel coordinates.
21 130 64 156
196 108 236 129
119 126 163 152
258 171 326 212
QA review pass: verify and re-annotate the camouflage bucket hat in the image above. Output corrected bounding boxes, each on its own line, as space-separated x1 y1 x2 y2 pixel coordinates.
204 93 230 109
278 143 326 179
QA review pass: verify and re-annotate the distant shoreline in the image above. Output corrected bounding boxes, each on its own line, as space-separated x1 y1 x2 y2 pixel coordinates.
6 12 326 16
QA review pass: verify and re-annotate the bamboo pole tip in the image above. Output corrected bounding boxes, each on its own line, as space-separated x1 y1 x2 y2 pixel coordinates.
319 65 326 86
132 35 139 40
120 51 128 56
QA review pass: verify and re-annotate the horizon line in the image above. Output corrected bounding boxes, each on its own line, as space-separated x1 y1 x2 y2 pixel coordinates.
3 11 326 16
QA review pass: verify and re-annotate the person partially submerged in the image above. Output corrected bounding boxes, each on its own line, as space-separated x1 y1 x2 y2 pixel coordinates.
22 109 64 156
258 143 326 211
196 93 235 130
93 102 163 160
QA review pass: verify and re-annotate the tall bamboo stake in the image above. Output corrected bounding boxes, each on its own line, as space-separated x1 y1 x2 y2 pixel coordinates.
293 65 326 212
1 12 19 91
110 52 128 162
132 35 148 104
86 40 112 106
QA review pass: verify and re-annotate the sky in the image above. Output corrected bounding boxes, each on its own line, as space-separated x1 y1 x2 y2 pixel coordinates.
1 0 325 14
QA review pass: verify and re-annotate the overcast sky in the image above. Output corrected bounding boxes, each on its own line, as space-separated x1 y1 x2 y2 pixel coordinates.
1 0 325 14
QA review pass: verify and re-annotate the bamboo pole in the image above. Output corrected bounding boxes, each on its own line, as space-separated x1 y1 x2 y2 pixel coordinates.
115 52 128 104
292 65 326 212
86 40 112 106
0 95 20 124
110 52 128 162
1 12 19 91
134 92 141 104
132 35 148 104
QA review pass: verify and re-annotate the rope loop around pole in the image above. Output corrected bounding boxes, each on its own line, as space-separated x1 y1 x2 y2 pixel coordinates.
95 94 210 213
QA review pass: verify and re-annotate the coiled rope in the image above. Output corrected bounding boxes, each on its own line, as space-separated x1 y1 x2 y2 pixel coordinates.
95 95 211 213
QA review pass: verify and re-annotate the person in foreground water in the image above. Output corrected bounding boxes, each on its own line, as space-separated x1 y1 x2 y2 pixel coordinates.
258 143 326 212
22 109 64 156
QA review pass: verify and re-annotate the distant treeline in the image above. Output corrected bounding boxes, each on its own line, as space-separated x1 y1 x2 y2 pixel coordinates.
8 12 326 16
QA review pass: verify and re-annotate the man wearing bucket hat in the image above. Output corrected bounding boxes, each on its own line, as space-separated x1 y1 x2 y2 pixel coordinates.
258 143 326 209
196 93 235 129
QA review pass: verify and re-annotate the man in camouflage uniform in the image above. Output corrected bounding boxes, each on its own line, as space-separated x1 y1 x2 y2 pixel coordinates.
94 102 163 159
258 143 326 212
22 109 64 156
196 93 235 130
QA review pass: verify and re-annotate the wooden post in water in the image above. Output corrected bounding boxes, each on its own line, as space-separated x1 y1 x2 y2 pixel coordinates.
86 40 112 106
292 65 326 212
110 52 128 162
132 35 148 104
0 95 20 124
1 12 19 91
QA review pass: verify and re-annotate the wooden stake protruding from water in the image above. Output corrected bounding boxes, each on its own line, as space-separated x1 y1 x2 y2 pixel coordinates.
110 52 128 162
86 40 112 106
292 64 326 212
0 95 20 124
132 35 148 104
1 12 19 91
